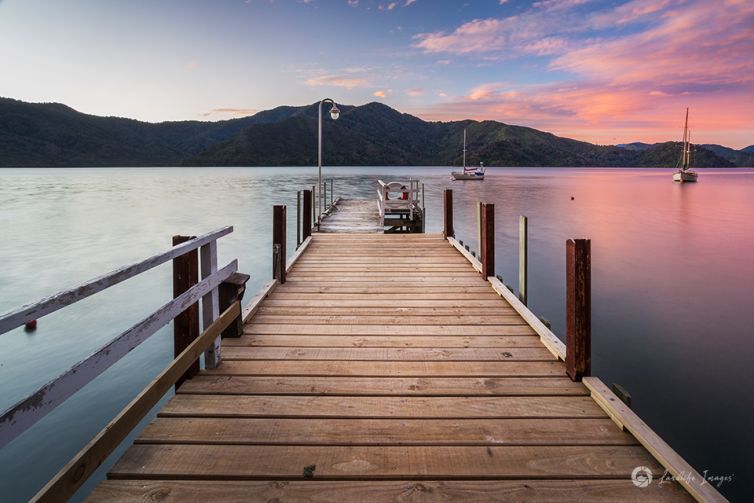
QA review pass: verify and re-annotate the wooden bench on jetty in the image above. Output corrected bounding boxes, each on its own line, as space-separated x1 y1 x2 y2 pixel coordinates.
0 187 727 502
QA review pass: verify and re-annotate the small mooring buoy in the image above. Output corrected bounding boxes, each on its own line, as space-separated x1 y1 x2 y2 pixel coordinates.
24 320 37 332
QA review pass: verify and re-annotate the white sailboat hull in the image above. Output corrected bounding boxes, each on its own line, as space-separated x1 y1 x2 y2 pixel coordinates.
451 171 484 180
673 170 698 183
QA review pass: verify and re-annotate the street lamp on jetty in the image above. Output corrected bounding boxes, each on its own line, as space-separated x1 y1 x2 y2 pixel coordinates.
317 98 340 227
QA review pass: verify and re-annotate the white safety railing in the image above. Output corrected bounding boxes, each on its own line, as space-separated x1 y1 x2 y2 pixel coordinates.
376 179 423 227
0 226 237 449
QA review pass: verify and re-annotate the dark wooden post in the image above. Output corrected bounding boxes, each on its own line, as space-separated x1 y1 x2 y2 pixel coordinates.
219 272 251 338
296 191 301 248
519 215 528 305
443 189 454 238
480 203 495 278
302 189 312 240
172 235 199 389
273 205 287 284
566 238 591 381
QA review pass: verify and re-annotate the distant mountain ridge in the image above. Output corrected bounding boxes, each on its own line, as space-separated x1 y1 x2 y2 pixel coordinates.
1 97 752 167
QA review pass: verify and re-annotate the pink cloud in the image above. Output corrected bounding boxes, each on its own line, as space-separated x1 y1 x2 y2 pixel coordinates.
305 74 369 89
373 90 387 98
410 0 754 148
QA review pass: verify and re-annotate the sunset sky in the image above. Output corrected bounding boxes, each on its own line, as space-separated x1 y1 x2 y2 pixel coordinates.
1 0 752 147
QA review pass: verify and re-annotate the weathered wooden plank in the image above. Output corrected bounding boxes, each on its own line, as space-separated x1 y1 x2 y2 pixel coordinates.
489 277 567 360
241 280 277 323
284 277 489 284
249 315 526 326
201 360 564 377
177 376 588 396
87 479 695 503
245 324 534 336
273 286 496 294
255 306 514 316
0 226 233 336
583 378 727 503
259 300 515 309
200 240 221 368
269 292 502 300
287 271 483 277
223 335 543 348
108 444 662 479
138 417 634 445
222 346 556 361
0 260 238 449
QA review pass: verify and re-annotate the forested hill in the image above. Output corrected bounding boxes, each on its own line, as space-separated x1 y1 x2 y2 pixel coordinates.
1 97 751 167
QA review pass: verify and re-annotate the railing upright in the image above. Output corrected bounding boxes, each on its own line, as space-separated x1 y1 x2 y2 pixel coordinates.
480 203 495 278
200 240 221 369
172 235 200 388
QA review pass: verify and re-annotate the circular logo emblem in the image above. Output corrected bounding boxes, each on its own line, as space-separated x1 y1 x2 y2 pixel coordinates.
631 466 653 488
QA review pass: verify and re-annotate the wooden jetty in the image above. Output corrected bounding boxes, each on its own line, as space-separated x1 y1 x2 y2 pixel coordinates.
0 187 727 502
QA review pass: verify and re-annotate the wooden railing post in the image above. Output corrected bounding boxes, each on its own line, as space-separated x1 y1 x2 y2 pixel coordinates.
219 272 250 338
303 190 312 240
443 189 454 238
172 235 199 389
200 240 221 369
273 205 287 284
296 191 301 248
519 215 528 305
480 203 495 278
566 238 591 381
476 201 482 257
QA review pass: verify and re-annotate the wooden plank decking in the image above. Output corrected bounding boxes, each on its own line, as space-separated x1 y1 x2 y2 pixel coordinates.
318 199 382 233
88 233 696 502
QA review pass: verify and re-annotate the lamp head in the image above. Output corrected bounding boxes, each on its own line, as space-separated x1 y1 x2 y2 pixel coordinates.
329 103 340 120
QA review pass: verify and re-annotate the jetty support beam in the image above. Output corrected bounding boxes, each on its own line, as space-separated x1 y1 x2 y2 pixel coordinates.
172 235 199 389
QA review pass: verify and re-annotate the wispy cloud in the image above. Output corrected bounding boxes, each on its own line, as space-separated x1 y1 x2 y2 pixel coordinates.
305 74 370 89
373 90 387 98
411 0 754 146
406 87 424 97
201 108 258 118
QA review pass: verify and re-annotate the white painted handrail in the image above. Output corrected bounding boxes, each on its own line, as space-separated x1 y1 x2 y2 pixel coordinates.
0 260 238 449
0 226 233 335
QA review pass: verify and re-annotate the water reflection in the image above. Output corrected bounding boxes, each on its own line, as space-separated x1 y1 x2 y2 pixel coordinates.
0 167 752 501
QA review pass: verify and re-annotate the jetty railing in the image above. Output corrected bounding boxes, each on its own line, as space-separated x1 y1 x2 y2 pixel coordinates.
0 227 244 501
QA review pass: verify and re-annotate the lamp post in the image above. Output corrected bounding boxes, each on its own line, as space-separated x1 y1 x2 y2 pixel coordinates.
317 98 340 227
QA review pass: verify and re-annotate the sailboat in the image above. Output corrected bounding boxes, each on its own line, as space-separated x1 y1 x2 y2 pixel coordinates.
673 108 698 183
451 129 485 180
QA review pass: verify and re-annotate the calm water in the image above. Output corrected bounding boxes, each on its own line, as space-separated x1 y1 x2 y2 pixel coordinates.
1 167 752 501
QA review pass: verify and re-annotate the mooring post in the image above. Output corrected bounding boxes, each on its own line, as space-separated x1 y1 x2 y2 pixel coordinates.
312 184 318 230
566 238 591 381
519 215 528 305
480 203 495 278
172 235 199 389
302 189 312 240
296 190 301 248
330 178 334 208
219 272 251 338
443 189 454 238
273 205 287 284
476 201 482 257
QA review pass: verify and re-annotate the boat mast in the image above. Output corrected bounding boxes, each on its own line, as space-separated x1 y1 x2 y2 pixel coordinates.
463 129 467 169
682 108 689 171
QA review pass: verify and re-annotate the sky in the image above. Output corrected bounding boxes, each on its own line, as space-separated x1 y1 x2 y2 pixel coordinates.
0 0 752 148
